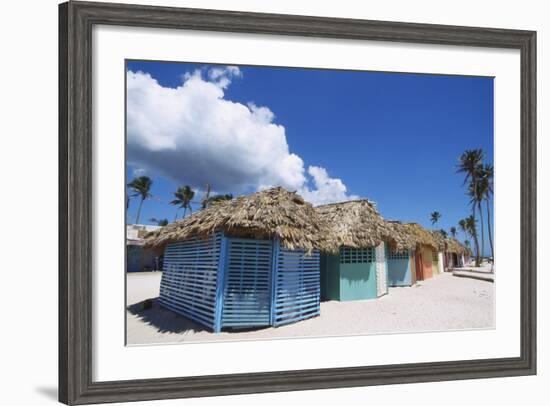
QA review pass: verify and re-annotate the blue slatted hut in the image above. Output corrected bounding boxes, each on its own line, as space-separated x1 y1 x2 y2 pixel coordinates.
316 200 392 302
145 187 330 332
384 221 419 287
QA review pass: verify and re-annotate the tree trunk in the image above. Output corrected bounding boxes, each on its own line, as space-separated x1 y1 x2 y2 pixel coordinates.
135 197 144 224
472 176 480 267
471 213 481 266
471 211 481 267
478 202 485 264
486 198 494 261
182 206 187 218
472 233 480 265
174 208 179 221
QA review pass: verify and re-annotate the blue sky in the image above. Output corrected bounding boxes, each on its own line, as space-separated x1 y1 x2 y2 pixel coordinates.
126 60 493 252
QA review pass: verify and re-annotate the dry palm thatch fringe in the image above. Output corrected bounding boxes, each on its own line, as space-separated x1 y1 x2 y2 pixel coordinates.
445 237 462 254
384 220 418 251
145 187 332 254
315 200 396 253
430 230 447 251
403 223 439 249
445 237 472 256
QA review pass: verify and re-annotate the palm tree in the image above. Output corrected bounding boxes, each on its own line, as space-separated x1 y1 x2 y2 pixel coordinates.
458 218 474 255
127 176 153 224
149 218 168 226
468 180 485 262
464 240 471 261
204 194 233 207
199 183 233 209
479 164 494 260
458 219 467 239
457 149 484 266
450 226 457 238
430 211 441 226
200 184 212 209
170 185 195 220
439 229 448 239
465 215 480 261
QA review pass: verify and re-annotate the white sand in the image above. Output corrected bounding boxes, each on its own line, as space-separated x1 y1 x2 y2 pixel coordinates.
126 272 494 345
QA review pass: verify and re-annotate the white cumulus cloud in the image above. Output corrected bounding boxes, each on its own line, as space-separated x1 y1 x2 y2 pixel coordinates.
127 66 358 205
300 166 360 206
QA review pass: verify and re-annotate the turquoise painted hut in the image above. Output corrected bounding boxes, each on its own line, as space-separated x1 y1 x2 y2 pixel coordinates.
316 200 392 302
145 187 330 333
384 221 419 287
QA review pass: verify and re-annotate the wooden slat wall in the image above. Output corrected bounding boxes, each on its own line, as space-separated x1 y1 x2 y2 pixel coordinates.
159 234 222 330
221 238 273 328
272 245 320 326
376 242 388 297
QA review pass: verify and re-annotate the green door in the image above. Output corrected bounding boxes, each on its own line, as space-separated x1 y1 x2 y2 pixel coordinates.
338 247 377 301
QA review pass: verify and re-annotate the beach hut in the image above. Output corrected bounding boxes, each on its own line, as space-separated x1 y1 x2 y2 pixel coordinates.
430 231 446 275
444 238 469 269
316 200 392 301
145 187 329 333
384 221 419 287
403 223 439 281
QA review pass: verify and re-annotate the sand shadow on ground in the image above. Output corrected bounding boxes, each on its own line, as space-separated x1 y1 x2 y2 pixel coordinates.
127 298 273 335
127 298 210 334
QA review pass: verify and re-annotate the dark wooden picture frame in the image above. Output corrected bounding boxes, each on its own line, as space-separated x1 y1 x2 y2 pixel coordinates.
59 1 536 404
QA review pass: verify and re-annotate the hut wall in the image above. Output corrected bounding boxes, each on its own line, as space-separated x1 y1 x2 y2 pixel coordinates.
432 250 440 276
320 254 340 301
446 253 453 269
375 242 388 296
271 246 320 326
221 238 273 329
127 245 158 272
387 249 413 286
410 251 417 284
339 247 377 301
438 252 445 273
161 234 321 332
159 233 223 331
419 245 434 280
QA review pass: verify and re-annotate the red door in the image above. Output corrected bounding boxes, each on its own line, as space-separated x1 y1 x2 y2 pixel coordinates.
415 251 424 281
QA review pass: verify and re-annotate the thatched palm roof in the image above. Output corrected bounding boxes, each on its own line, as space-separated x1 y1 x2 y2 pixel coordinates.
315 200 392 252
385 221 418 251
445 238 471 255
145 187 331 253
430 230 447 251
403 223 438 249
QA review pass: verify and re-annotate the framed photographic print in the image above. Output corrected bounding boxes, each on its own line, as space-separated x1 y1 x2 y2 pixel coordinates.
59 1 536 404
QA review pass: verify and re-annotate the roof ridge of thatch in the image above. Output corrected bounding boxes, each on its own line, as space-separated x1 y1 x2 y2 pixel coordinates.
430 229 447 250
316 198 378 210
145 187 332 253
384 220 418 251
315 198 390 251
403 222 438 249
445 237 471 255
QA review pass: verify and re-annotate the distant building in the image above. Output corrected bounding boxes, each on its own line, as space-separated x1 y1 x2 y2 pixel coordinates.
126 224 162 272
